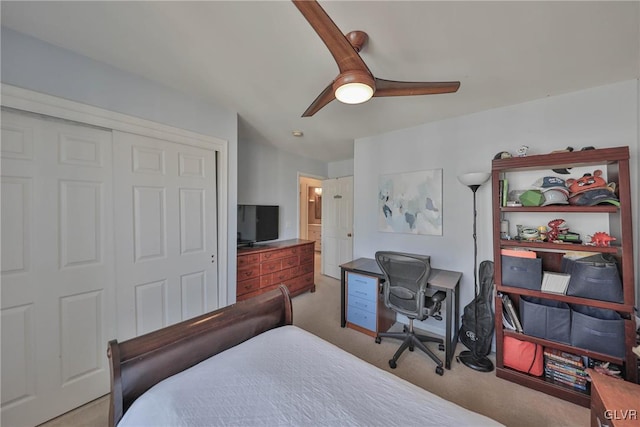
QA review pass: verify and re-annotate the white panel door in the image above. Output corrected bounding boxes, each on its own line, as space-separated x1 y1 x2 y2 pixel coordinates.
322 176 353 278
1 110 115 427
113 131 218 340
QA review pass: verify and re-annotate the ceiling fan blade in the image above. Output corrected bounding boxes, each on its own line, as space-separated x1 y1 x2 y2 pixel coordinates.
293 0 369 74
373 78 461 97
302 82 336 117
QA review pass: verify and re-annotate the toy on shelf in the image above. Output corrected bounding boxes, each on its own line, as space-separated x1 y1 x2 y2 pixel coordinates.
517 145 529 157
547 219 567 242
588 232 616 247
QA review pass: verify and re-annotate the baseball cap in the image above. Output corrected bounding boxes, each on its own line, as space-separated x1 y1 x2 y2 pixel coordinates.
540 189 569 206
519 190 544 207
532 176 569 195
569 188 620 207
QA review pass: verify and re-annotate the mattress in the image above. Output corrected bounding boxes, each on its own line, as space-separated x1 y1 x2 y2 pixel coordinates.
119 325 502 426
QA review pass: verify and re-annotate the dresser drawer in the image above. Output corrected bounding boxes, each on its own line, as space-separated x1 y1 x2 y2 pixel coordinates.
282 255 299 269
261 259 282 275
347 273 378 303
237 264 260 281
272 267 291 283
299 261 313 275
285 272 314 294
237 277 260 296
237 253 260 268
260 247 298 262
347 305 377 331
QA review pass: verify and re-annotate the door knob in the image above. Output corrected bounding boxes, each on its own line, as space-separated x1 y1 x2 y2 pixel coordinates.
347 233 352 237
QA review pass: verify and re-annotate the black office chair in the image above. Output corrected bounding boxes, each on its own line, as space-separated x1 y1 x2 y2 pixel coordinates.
374 251 446 375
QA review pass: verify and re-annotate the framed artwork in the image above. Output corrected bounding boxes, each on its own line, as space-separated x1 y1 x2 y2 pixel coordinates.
378 169 443 235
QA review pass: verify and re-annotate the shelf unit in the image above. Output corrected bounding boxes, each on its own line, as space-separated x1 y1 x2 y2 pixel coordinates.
492 146 636 408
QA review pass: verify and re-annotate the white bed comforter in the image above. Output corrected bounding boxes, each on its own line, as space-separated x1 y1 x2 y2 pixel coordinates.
119 326 502 427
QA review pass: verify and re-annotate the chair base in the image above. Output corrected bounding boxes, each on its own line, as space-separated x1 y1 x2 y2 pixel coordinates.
377 322 444 374
457 350 494 372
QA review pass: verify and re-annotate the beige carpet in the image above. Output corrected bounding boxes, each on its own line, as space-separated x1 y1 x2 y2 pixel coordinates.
291 266 589 427
41 256 589 427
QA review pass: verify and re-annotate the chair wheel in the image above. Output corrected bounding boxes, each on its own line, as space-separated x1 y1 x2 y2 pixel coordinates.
375 337 381 344
409 345 414 352
438 343 445 351
436 366 444 376
389 359 397 369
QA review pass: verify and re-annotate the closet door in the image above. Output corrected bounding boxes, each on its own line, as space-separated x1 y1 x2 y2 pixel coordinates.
1 110 115 427
113 131 218 340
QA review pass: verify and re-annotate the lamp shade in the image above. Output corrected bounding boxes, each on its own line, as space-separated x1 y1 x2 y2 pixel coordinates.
458 172 490 187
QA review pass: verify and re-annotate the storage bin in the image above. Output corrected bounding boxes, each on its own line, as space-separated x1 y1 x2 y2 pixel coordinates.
570 305 625 358
501 255 542 290
520 296 571 344
561 255 623 303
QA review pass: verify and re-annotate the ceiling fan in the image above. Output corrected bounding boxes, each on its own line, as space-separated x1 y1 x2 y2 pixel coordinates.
293 0 461 117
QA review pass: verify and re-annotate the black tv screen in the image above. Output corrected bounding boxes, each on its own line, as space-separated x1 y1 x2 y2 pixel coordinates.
237 205 279 245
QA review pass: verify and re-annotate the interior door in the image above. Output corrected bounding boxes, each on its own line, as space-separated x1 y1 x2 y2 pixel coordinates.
1 110 115 427
322 176 353 278
113 131 218 340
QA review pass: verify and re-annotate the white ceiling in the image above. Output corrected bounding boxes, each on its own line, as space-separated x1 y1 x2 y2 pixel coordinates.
2 1 639 163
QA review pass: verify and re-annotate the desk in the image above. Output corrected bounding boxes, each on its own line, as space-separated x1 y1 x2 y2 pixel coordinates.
340 258 462 369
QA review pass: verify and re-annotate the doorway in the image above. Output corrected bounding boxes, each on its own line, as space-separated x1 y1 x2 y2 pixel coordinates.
299 176 323 255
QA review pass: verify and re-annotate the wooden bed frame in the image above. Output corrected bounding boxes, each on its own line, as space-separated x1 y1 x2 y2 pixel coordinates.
107 285 293 427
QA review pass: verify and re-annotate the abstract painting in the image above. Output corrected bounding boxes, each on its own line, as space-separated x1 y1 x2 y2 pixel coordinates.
378 169 443 235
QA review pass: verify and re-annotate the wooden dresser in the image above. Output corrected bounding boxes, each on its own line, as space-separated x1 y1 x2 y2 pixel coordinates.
237 239 316 301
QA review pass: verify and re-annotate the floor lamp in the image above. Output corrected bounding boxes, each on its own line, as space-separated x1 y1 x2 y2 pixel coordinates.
457 172 494 372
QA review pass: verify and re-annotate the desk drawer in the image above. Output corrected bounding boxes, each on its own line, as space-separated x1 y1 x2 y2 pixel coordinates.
347 273 377 303
347 305 377 331
347 294 377 313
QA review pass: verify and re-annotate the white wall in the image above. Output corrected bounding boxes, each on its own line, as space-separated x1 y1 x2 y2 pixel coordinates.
354 80 639 335
328 159 354 178
237 139 327 241
1 27 240 304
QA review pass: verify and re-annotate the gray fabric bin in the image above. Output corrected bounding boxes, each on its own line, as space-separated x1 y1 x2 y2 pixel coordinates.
561 255 623 303
520 296 570 344
501 255 542 290
570 305 624 358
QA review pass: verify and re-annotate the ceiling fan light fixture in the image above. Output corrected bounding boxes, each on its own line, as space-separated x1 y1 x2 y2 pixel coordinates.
333 71 375 104
334 82 374 104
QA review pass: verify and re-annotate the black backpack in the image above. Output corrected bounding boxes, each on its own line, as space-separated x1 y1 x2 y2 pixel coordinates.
459 260 495 356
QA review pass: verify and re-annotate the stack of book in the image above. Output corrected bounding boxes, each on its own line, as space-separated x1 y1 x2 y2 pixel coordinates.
543 348 589 393
498 179 508 207
500 293 522 333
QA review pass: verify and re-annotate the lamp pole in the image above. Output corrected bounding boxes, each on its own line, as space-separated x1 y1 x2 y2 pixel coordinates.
457 173 493 372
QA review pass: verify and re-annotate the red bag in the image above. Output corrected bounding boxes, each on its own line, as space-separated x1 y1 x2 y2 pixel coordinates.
503 336 543 376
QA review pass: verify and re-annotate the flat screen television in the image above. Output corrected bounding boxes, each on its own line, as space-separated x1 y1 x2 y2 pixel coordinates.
237 205 279 246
